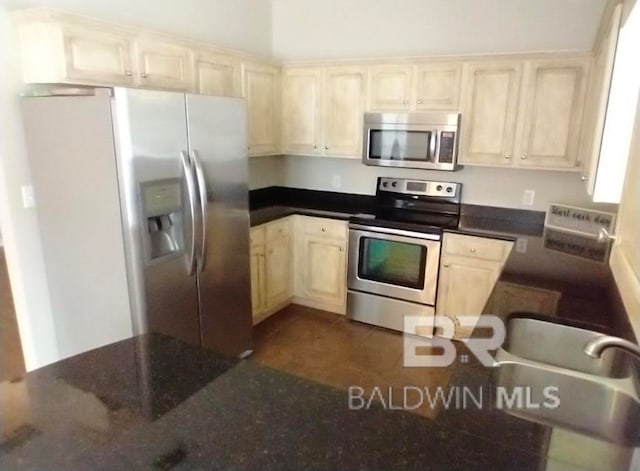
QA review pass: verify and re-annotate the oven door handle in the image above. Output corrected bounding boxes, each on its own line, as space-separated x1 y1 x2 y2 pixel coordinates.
349 224 441 241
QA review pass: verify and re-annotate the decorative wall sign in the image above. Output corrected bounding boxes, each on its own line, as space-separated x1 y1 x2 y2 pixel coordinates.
543 228 610 263
544 203 616 238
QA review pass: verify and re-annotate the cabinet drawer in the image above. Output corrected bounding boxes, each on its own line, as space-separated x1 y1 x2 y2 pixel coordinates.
250 226 265 246
443 233 512 262
302 217 347 239
265 218 291 241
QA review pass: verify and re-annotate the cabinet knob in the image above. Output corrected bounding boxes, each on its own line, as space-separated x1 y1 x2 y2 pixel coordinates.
417 99 423 104
402 99 408 104
141 72 148 78
504 154 511 160
443 263 450 268
124 71 132 76
470 248 476 253
521 154 527 160
324 146 329 150
321 227 326 232
314 145 318 149
339 247 345 252
581 175 588 182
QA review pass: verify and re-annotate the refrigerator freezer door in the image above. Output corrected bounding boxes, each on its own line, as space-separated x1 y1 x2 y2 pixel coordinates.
185 94 253 357
113 88 201 346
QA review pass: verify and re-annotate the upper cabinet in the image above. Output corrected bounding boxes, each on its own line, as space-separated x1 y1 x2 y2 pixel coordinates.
459 57 589 170
459 61 523 166
134 36 192 90
323 67 366 157
282 66 366 158
241 62 281 156
367 62 461 112
282 68 323 155
193 50 240 97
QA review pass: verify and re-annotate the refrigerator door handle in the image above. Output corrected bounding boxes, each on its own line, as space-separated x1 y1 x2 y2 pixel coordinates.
191 149 208 272
179 150 198 276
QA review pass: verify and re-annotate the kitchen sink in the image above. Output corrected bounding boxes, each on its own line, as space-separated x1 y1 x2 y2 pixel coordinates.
493 316 640 445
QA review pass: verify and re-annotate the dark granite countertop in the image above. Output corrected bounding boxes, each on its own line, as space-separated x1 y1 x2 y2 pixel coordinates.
2 333 636 470
249 187 632 339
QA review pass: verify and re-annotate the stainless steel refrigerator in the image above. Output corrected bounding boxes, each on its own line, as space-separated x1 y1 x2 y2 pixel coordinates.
21 87 253 359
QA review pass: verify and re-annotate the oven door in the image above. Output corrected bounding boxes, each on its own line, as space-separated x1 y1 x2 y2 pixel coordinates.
347 225 441 305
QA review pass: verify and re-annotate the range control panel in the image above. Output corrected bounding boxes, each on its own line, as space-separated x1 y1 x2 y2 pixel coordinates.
378 177 460 199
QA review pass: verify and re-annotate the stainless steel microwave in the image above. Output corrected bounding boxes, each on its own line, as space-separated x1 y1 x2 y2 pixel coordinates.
362 112 461 171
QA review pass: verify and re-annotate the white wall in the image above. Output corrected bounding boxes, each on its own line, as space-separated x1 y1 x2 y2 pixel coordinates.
249 155 285 189
3 0 273 56
0 5 59 369
272 0 606 60
275 156 618 212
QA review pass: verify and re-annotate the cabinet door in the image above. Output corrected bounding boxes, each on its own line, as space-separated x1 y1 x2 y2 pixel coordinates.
436 255 502 339
193 50 239 97
61 25 135 85
301 235 346 305
491 282 561 317
265 235 292 307
282 68 323 154
242 63 280 156
460 62 523 165
323 67 366 157
518 59 589 169
250 243 266 318
135 37 192 90
368 65 412 111
414 62 462 110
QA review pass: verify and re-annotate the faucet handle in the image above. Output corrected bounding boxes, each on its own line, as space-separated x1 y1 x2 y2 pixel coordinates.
584 335 640 360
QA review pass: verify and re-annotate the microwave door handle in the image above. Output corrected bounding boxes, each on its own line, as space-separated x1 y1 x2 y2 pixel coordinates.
429 131 437 161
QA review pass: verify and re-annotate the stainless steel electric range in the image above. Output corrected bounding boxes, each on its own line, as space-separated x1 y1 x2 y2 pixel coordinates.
347 177 462 334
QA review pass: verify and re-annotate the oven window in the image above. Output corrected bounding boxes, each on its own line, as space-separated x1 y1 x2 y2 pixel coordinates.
369 129 434 162
358 237 427 289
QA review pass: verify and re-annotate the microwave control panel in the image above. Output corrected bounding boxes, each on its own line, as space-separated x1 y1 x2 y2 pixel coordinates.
438 131 456 164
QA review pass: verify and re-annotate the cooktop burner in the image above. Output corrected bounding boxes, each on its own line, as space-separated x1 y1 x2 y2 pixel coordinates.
349 177 462 235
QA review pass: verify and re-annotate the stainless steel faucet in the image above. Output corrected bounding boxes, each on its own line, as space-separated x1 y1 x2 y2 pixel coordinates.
584 335 640 360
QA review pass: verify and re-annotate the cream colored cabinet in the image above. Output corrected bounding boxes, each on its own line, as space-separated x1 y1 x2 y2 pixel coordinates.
249 218 293 323
436 233 514 339
414 62 462 110
368 63 461 111
282 66 365 158
518 59 588 169
368 65 413 111
282 68 323 154
323 67 366 157
460 57 589 170
459 61 523 166
490 281 561 317
193 50 240 97
242 62 281 156
134 36 192 90
293 216 348 314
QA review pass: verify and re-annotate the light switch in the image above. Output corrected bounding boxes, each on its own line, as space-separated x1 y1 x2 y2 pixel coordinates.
522 190 535 206
21 185 35 208
331 175 341 189
515 238 528 253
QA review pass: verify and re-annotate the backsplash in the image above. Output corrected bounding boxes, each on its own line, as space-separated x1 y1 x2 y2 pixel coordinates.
250 155 619 213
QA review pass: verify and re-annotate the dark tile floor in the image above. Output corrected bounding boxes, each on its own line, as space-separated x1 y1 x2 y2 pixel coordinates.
0 249 25 382
251 304 460 419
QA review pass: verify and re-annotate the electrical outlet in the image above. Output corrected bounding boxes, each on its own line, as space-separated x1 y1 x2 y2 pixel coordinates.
21 185 35 208
515 238 528 253
331 174 341 189
522 190 535 206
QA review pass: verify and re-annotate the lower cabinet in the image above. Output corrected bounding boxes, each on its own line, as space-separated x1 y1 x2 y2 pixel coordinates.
293 216 348 313
489 281 561 317
249 217 293 324
435 233 514 339
249 215 349 323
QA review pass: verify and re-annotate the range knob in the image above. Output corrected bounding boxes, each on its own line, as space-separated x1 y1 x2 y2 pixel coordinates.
382 181 388 187
436 185 443 191
446 186 454 193
391 181 398 188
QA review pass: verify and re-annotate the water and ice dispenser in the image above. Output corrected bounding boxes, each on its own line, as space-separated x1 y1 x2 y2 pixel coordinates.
141 179 184 261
